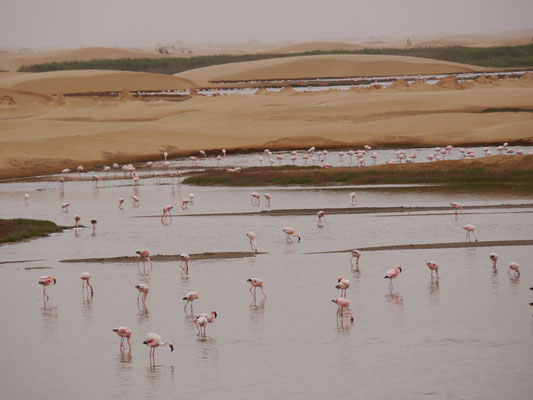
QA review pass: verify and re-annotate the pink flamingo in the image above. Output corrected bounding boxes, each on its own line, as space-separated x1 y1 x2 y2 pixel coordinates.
251 192 261 205
135 284 149 305
190 156 198 167
450 202 464 219
195 311 217 337
143 333 174 363
161 205 173 223
81 272 94 295
146 161 153 176
247 278 266 300
118 198 124 209
489 253 499 270
61 202 70 212
112 163 119 177
200 150 207 159
163 152 168 161
463 224 478 242
59 177 65 192
336 277 350 297
317 211 326 227
39 276 56 299
77 165 84 178
183 292 199 313
90 219 97 235
350 249 361 269
264 193 271 206
282 227 301 242
24 193 30 205
349 192 356 206
508 262 520 277
113 327 132 352
384 266 402 289
181 198 190 209
131 195 140 207
246 232 258 253
103 166 111 177
92 175 99 188
136 249 152 271
74 215 81 228
331 297 354 325
426 261 439 280
180 253 190 274
222 149 226 158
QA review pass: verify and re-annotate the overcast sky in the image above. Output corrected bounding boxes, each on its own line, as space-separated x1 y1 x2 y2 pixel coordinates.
1 0 532 48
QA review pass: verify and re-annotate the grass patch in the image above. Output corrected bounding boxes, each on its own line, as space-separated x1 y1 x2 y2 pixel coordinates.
17 44 533 74
182 162 533 187
0 218 65 244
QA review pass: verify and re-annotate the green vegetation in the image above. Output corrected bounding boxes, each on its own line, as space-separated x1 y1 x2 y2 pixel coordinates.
17 44 533 74
182 164 533 187
0 218 65 244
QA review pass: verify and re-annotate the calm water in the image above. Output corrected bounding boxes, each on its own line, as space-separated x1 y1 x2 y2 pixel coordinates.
1 175 532 400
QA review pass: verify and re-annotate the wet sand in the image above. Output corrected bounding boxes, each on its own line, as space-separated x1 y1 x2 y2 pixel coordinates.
59 251 264 263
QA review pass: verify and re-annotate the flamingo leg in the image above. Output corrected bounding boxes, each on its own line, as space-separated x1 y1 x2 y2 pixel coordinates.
184 300 189 312
194 320 200 335
260 287 267 298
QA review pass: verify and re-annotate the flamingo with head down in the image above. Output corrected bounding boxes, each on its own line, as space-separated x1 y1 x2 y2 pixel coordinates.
143 333 173 363
282 227 301 242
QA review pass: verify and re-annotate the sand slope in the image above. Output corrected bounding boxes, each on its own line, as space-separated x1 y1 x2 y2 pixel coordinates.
176 54 489 86
0 46 176 72
1 78 532 179
262 41 366 54
0 70 196 94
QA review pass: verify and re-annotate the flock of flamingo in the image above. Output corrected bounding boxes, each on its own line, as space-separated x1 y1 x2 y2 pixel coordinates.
29 142 528 363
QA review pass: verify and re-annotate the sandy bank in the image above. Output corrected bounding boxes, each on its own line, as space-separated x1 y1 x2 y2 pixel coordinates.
59 251 262 263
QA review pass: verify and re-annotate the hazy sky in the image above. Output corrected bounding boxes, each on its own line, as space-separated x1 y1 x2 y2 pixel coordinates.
1 0 532 48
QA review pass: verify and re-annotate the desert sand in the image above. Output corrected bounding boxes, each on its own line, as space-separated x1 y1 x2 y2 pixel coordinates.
1 52 533 179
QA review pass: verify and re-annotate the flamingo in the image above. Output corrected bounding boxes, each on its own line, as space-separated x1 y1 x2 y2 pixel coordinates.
39 275 56 299
384 266 402 289
74 215 81 228
282 227 301 242
195 311 217 337
317 211 326 227
161 205 173 223
183 292 199 313
247 278 266 300
103 166 111 177
92 175 99 188
222 149 226 158
112 163 119 177
90 219 97 235
508 262 520 277
146 161 153 176
258 156 263 166
77 165 84 178
490 253 499 270
463 224 478 242
136 249 152 271
59 178 65 192
135 284 149 305
349 192 356 206
180 253 190 274
331 297 354 324
118 198 124 209
81 272 94 295
181 199 190 209
112 327 132 352
247 232 258 253
426 261 439 280
336 277 350 297
264 193 271 206
190 156 198 167
163 152 168 161
24 193 30 205
350 250 361 269
61 202 70 212
131 195 140 207
143 333 174 363
62 168 70 176
251 192 261 205
450 202 464 219
189 193 195 205
200 150 207 159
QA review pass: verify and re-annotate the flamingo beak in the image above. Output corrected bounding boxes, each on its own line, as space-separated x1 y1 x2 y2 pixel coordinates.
182 296 187 300
53 279 57 285
398 267 403 273
143 340 148 345
170 344 174 352
247 279 252 282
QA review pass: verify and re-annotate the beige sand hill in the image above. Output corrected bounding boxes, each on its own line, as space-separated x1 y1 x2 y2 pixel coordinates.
262 41 366 54
0 70 196 94
1 78 532 179
0 46 177 72
175 54 490 86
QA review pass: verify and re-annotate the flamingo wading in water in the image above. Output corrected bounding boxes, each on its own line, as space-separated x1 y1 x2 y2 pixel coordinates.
113 327 132 352
336 277 350 298
135 284 149 305
183 292 199 313
180 254 191 274
490 253 499 270
450 202 464 219
81 272 93 295
426 261 439 280
136 249 152 271
247 232 258 253
247 278 266 301
282 227 301 242
331 297 354 325
384 266 402 290
143 333 174 363
463 224 478 242
39 276 56 299
317 211 326 227
350 250 361 270
508 262 520 277
194 311 217 337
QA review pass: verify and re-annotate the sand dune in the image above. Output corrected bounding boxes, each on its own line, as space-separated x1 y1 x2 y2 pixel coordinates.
176 54 490 86
0 46 176 72
1 77 532 179
262 41 366 54
0 70 196 94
